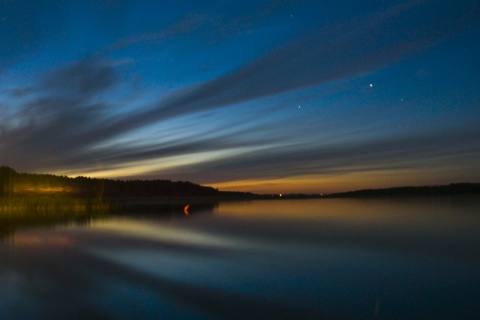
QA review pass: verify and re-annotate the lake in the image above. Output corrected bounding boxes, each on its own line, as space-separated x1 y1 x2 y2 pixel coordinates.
1 197 480 319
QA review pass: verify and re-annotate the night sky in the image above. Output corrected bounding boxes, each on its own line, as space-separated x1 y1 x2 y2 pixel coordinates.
1 0 479 194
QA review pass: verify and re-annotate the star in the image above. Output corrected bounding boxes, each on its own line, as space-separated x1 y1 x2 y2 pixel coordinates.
369 83 373 88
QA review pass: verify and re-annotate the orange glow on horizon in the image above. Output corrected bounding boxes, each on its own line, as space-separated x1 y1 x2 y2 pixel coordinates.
209 169 447 194
46 165 469 195
14 234 73 247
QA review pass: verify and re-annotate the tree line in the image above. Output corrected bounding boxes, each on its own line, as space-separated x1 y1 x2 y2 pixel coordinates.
0 166 220 198
326 183 480 198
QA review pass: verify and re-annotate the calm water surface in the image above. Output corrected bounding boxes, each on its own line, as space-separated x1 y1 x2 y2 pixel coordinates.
1 197 480 319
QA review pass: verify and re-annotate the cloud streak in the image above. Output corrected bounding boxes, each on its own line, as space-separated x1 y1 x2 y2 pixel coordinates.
98 0 480 131
152 124 480 183
1 0 479 191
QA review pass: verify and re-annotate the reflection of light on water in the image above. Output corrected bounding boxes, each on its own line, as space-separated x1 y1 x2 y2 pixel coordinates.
13 234 73 247
86 216 337 299
90 248 239 287
3 198 480 319
215 199 368 220
216 198 480 234
90 219 250 249
0 271 36 313
86 226 371 311
87 218 266 293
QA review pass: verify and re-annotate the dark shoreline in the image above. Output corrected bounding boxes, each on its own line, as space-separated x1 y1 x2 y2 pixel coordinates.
324 183 480 198
2 166 479 200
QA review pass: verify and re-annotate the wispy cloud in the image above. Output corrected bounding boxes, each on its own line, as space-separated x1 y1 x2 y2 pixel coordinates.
151 0 479 113
1 0 479 191
151 124 480 183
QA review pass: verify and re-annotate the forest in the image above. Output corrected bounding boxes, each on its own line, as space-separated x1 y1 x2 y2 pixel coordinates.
0 166 222 198
326 183 480 198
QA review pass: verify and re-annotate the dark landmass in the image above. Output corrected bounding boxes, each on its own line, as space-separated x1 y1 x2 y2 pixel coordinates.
258 193 323 199
1 166 479 238
2 166 479 201
0 165 230 237
325 183 480 198
0 166 254 199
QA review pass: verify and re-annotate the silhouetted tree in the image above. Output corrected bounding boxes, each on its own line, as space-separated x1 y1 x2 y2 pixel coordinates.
1 166 221 198
0 166 16 197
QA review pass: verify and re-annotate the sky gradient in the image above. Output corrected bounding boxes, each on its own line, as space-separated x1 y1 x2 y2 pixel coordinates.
1 0 479 194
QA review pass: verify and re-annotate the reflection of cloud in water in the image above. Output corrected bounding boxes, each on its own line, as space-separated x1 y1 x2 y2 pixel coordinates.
90 249 238 288
0 271 30 310
2 198 480 319
13 234 73 247
86 218 330 313
90 218 252 250
80 218 335 319
88 218 266 289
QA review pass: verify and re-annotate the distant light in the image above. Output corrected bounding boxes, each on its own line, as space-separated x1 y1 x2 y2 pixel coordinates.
279 194 283 197
369 83 373 88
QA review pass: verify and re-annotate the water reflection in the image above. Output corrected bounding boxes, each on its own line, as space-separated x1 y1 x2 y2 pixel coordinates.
0 198 218 239
1 196 480 319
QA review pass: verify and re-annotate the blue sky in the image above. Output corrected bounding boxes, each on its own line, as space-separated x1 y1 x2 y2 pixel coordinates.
1 0 479 193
